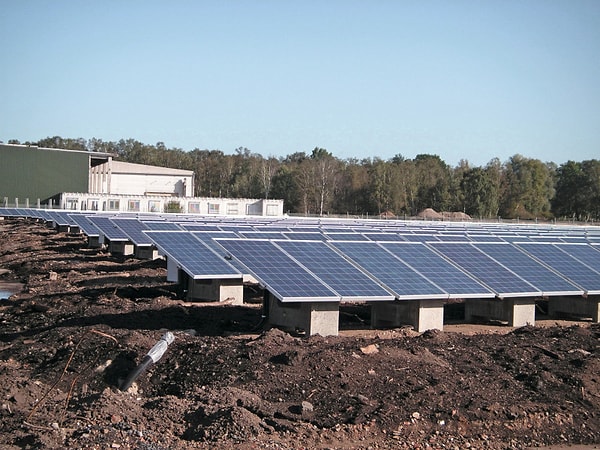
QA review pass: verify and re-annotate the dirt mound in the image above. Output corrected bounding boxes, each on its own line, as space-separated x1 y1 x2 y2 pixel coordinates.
416 208 472 220
1 219 600 449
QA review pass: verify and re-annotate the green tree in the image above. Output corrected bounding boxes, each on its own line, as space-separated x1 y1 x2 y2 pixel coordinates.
500 155 554 219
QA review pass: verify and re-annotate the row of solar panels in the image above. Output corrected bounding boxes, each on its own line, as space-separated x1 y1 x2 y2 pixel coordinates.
3 207 600 244
2 208 600 304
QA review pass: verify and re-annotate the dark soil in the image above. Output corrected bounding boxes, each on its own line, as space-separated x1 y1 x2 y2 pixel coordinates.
1 218 600 449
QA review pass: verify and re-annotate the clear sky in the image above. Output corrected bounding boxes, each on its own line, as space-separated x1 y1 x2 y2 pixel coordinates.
1 0 599 167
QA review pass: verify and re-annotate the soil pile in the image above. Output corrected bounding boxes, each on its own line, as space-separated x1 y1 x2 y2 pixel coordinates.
1 218 599 449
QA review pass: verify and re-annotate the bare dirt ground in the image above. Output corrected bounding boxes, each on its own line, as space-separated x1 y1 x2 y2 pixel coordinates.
1 218 600 449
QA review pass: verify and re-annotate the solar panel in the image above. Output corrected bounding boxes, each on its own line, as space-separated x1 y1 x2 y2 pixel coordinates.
238 231 288 239
472 243 583 296
87 216 130 241
143 221 182 231
144 231 241 279
435 234 472 242
329 241 447 300
215 239 340 302
282 232 326 241
398 234 440 242
68 214 101 237
323 232 369 241
362 232 406 242
553 243 600 269
45 210 74 227
274 240 394 301
178 223 223 231
466 235 505 243
515 243 600 294
428 242 541 298
112 218 153 245
379 242 494 298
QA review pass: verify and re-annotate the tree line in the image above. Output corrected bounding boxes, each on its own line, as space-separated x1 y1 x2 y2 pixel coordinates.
7 136 600 221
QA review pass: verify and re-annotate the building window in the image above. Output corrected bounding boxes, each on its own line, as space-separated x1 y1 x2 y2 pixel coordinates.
188 202 201 213
107 199 120 211
128 200 140 212
226 203 239 215
208 203 220 214
88 199 99 211
266 204 279 216
148 201 161 212
65 198 78 210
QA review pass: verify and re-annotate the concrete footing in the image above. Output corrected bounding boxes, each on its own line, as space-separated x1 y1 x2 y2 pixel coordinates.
178 271 243 304
371 300 445 332
87 236 102 248
268 293 339 336
135 245 159 260
465 297 536 327
108 240 134 256
186 277 244 304
548 296 600 321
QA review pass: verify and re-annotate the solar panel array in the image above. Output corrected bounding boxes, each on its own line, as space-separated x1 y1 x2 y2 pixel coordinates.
2 207 600 303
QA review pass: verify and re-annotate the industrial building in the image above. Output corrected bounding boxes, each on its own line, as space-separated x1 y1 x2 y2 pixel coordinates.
0 143 283 216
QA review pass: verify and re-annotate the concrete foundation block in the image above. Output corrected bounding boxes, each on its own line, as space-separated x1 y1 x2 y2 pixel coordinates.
108 241 134 256
185 275 244 304
87 236 102 248
371 300 445 332
548 296 600 322
135 246 160 260
268 294 339 336
465 297 536 327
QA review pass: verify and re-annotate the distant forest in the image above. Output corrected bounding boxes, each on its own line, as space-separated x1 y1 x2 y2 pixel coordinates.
6 136 600 221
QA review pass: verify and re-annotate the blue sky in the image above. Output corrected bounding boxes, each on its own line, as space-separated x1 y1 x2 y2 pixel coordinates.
1 0 599 167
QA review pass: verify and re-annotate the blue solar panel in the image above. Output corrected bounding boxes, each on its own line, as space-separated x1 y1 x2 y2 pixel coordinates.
143 221 182 231
282 232 326 241
238 231 288 239
215 239 340 302
473 243 583 296
362 232 406 242
87 216 130 241
324 232 369 241
399 234 440 242
274 240 394 301
429 243 541 298
553 244 600 269
329 241 447 299
45 211 74 226
515 243 600 294
379 242 494 298
467 235 505 243
435 234 472 242
68 214 101 237
178 223 223 231
144 231 241 279
112 218 153 245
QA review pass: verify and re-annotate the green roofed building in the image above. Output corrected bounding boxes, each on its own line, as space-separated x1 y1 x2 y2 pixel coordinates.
0 143 112 206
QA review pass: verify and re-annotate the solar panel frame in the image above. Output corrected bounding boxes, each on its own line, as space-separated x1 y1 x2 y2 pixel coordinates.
144 231 242 280
515 243 600 295
428 242 542 298
472 242 584 296
379 242 495 299
112 218 153 246
328 241 448 300
273 239 395 301
215 238 340 302
68 214 101 237
87 216 130 242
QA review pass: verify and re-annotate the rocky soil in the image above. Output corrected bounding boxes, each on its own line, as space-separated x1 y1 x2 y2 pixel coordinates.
1 218 600 449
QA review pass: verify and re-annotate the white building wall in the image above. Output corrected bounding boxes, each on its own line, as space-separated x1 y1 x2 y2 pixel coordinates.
59 192 284 217
89 160 194 197
110 173 191 196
